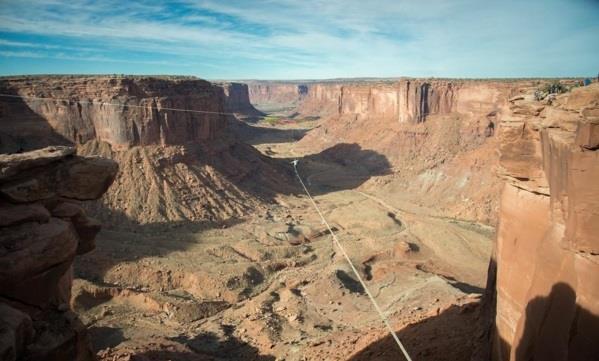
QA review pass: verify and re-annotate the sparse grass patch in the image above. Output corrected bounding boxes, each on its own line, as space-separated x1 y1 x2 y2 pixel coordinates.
262 115 282 126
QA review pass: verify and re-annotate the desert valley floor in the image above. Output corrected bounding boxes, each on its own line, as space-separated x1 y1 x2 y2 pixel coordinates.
75 113 493 361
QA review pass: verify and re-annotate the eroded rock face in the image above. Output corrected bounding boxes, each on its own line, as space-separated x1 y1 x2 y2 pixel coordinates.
0 76 292 226
0 146 117 361
247 82 307 107
277 79 526 224
493 84 599 360
0 76 228 152
219 82 263 117
248 79 508 124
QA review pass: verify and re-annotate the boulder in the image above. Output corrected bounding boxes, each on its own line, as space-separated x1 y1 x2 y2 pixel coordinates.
0 146 75 180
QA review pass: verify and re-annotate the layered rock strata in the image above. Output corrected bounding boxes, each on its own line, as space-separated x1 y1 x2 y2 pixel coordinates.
0 76 227 152
0 76 291 226
247 79 509 122
247 81 306 108
219 82 263 117
0 146 117 360
492 84 599 360
287 79 528 223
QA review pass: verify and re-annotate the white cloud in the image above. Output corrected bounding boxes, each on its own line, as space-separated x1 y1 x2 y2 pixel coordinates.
0 0 597 78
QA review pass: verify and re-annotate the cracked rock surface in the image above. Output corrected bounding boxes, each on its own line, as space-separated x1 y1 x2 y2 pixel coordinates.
0 146 117 361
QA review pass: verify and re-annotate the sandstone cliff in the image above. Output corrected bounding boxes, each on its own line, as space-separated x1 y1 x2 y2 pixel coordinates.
0 76 292 227
248 79 505 122
0 146 117 360
0 76 228 152
247 81 307 109
253 79 529 223
219 82 264 117
492 84 599 360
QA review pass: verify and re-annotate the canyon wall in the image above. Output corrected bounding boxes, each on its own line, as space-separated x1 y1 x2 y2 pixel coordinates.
247 81 306 107
0 76 292 227
0 76 228 152
219 82 263 116
272 79 529 223
247 79 508 122
0 146 117 360
493 84 599 360
304 80 460 122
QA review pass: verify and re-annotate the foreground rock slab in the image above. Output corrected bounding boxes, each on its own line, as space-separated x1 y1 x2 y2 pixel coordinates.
0 146 117 361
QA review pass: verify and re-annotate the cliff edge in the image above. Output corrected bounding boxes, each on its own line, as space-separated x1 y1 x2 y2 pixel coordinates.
492 83 599 360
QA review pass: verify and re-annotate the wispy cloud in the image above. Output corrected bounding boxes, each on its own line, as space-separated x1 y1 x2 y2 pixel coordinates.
0 0 597 78
0 49 198 66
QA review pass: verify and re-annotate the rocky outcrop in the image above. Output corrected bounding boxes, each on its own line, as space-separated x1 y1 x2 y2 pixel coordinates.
0 146 117 361
492 84 599 360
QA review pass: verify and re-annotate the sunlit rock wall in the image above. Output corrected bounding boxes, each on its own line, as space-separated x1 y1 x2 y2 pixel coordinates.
493 84 599 360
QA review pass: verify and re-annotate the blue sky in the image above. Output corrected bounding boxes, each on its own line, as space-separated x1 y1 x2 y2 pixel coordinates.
0 0 597 79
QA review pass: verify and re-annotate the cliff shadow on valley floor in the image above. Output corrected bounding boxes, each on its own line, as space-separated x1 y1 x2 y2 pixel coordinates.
288 143 393 196
167 328 276 361
95 330 276 361
74 206 246 281
349 283 599 361
160 140 393 200
227 115 311 146
349 302 483 361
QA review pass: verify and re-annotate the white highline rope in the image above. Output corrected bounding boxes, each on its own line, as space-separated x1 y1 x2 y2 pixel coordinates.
0 93 236 116
292 161 414 361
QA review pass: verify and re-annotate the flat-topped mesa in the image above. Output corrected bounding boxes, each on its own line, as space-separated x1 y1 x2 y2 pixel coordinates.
0 76 228 151
0 146 118 361
492 83 599 360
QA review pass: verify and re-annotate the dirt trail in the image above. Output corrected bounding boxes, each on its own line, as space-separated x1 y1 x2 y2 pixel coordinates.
76 119 494 361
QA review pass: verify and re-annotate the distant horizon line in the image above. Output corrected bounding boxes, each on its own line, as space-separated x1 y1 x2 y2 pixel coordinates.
0 73 595 83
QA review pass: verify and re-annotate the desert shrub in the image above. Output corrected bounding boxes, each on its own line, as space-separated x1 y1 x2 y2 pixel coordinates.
535 81 571 100
539 81 568 95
